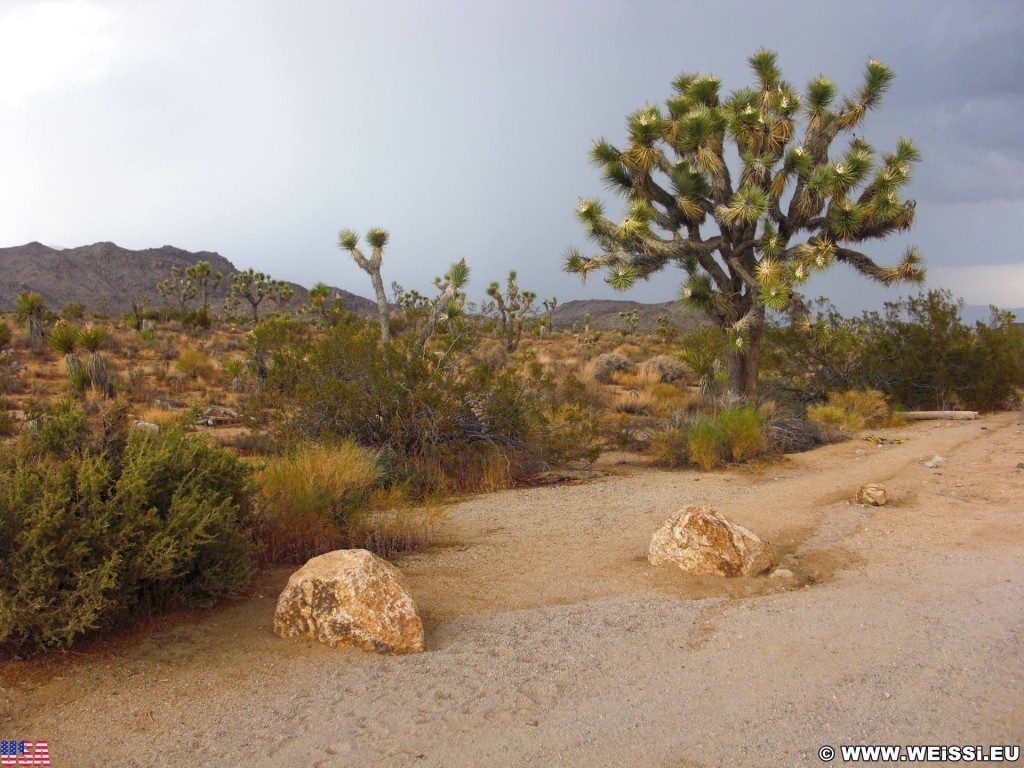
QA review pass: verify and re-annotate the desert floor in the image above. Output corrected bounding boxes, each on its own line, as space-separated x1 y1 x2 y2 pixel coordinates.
3 413 1023 767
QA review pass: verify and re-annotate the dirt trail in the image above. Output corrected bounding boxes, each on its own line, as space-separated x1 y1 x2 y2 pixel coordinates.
3 414 1023 767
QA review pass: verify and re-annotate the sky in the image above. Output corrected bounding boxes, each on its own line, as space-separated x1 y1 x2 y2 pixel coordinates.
0 0 1021 315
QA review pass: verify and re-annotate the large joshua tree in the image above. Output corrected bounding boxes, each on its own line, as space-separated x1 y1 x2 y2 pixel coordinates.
565 50 923 400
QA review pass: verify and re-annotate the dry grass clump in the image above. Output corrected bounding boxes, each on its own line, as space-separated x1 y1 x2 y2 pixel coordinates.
135 406 182 427
613 389 656 415
808 389 891 433
258 441 382 564
175 347 216 381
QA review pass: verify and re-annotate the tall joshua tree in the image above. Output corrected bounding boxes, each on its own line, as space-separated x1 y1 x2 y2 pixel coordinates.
339 228 391 344
565 50 923 400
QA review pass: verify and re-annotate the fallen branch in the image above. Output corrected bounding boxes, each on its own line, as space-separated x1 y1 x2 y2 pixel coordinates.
901 411 978 421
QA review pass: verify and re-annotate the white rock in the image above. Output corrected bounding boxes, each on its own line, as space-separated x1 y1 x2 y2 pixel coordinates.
649 506 774 577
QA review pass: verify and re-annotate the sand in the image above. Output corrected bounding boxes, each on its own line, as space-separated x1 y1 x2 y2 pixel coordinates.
3 413 1023 767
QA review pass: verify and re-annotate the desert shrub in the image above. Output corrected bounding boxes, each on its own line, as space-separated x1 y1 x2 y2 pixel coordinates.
808 389 890 432
256 316 599 496
961 311 1024 411
588 352 632 383
0 321 11 350
686 406 766 470
767 292 1024 411
641 354 690 383
650 427 689 467
175 347 215 380
761 407 831 454
258 441 382 564
0 401 257 651
61 303 86 321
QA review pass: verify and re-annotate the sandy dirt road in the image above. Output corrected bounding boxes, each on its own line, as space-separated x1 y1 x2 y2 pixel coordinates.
3 413 1023 767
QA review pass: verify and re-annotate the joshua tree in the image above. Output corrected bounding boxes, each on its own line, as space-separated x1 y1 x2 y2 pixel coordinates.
15 291 46 339
416 260 470 353
186 261 223 319
566 50 923 400
486 271 537 354
267 280 295 311
156 266 197 314
230 269 277 323
541 297 558 338
339 227 391 344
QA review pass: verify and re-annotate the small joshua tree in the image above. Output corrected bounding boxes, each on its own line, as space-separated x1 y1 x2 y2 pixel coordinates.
486 271 537 354
230 269 277 323
339 227 391 344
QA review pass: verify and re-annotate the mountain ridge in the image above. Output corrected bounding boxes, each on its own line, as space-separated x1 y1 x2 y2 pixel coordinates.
0 241 377 316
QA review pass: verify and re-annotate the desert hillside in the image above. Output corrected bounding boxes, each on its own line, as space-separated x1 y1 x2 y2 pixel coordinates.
0 241 377 316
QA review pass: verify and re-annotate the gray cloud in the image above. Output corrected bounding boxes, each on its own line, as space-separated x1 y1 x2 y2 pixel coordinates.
0 0 1021 311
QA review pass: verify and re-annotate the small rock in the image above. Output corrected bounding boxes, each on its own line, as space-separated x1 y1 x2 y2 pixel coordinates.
649 506 774 577
854 449 867 456
857 484 888 506
924 455 945 469
1016 462 1024 470
769 568 795 579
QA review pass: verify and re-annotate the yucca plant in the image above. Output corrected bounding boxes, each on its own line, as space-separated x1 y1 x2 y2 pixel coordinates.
14 291 46 340
48 322 86 380
566 50 923 400
79 325 107 353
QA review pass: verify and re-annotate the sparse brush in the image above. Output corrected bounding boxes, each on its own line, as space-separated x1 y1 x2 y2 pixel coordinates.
762 408 831 453
650 427 689 467
586 352 633 383
641 354 691 383
175 347 215 380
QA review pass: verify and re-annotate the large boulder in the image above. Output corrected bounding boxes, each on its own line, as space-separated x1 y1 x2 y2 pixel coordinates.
274 549 426 654
649 506 775 577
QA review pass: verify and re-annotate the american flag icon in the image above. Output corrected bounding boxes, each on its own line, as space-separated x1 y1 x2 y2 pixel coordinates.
0 741 50 767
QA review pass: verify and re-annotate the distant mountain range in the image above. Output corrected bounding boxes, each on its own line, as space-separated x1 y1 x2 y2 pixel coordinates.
0 242 377 316
1 241 1015 332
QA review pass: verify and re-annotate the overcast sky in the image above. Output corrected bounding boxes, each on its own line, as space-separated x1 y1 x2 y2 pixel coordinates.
1 0 1021 314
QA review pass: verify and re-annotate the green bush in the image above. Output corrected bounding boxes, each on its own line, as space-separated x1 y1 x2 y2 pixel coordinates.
686 406 766 470
0 321 11 350
0 401 257 651
766 291 1024 411
254 315 600 495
